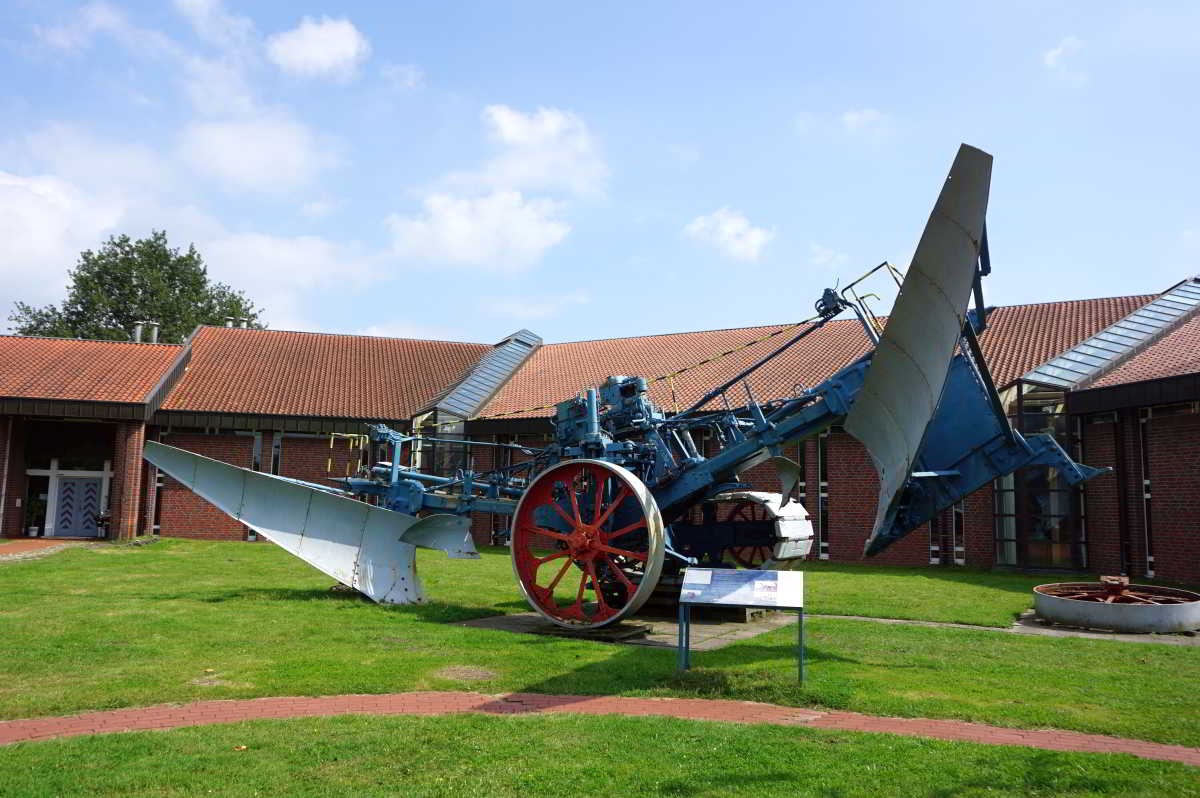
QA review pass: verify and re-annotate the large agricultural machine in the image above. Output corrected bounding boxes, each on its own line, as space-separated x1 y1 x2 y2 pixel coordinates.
145 144 1108 629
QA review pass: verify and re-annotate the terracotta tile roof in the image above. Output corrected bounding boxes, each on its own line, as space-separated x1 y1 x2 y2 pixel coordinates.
1088 312 1200 389
479 294 1155 419
0 337 182 404
161 327 490 420
981 295 1154 387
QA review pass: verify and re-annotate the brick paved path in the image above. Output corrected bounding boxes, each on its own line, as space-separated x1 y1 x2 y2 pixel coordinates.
0 539 89 560
1 692 1196 766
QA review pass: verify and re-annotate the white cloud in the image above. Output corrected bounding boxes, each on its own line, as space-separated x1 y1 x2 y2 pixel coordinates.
380 62 424 90
454 105 607 198
173 0 254 48
809 243 849 268
25 123 171 191
1042 35 1086 84
683 207 774 261
36 1 142 51
37 2 257 117
486 291 591 321
180 55 257 116
841 108 888 134
201 232 376 330
180 116 333 192
266 16 371 81
385 105 602 272
387 191 569 271
0 172 123 312
353 321 465 340
1043 35 1082 68
300 198 341 218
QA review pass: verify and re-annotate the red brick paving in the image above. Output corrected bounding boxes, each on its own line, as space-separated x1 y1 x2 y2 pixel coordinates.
0 692 1196 766
0 539 88 557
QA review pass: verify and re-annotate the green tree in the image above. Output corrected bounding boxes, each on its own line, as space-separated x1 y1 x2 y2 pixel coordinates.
9 231 264 343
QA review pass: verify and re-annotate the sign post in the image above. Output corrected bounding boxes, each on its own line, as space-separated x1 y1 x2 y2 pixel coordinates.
677 568 805 683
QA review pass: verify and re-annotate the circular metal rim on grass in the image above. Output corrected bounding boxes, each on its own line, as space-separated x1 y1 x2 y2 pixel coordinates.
1033 582 1200 634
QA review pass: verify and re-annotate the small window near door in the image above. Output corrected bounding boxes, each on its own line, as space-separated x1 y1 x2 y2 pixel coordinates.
24 476 49 535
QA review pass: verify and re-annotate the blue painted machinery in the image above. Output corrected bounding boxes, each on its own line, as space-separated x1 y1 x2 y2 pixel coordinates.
144 144 1108 628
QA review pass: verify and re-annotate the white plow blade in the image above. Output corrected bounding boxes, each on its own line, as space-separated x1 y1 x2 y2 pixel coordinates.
844 143 992 556
144 441 478 604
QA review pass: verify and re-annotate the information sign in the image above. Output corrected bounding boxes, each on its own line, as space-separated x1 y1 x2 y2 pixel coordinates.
680 568 803 609
676 568 806 682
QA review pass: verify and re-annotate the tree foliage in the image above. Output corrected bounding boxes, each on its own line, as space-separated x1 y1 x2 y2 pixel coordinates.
9 231 264 343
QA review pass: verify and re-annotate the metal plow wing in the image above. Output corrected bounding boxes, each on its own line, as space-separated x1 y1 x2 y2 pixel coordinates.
844 144 992 556
144 441 478 604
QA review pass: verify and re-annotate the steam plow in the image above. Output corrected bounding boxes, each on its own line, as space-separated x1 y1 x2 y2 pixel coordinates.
146 144 1109 629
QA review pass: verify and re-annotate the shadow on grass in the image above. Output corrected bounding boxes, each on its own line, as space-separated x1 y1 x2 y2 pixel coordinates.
191 587 371 604
180 586 529 624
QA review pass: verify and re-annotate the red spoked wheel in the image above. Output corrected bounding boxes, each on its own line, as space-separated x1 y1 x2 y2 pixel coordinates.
724 500 776 569
511 459 665 628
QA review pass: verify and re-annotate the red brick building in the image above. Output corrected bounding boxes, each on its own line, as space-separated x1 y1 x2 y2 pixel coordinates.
2 280 1197 584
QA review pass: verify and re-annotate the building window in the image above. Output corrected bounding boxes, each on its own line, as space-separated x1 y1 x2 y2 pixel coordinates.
793 439 807 507
994 473 1017 565
816 432 829 559
952 500 966 565
993 381 1085 570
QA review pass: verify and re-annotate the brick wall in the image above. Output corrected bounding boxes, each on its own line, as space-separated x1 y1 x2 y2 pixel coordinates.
1079 419 1126 575
278 434 362 486
1079 408 1200 585
157 432 254 540
468 432 546 547
108 422 146 539
961 485 995 567
1142 412 1200 584
823 430 933 567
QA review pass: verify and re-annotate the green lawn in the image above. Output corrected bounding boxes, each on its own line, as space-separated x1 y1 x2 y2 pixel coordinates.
2 714 1196 798
1 540 1198 749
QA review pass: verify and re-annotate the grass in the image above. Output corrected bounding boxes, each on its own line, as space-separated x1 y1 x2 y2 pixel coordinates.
0 540 1198 749
2 714 1197 798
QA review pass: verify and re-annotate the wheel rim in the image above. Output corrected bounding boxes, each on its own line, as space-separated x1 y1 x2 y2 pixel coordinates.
724 500 775 569
511 459 664 628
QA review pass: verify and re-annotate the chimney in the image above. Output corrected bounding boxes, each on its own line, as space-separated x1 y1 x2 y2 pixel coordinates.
224 317 236 328
132 322 145 343
146 321 160 343
239 318 249 329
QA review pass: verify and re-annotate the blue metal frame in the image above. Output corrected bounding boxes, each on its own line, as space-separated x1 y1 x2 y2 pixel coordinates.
330 240 1107 569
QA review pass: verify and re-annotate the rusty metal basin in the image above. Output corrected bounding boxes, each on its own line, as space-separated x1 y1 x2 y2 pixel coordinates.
1033 581 1200 634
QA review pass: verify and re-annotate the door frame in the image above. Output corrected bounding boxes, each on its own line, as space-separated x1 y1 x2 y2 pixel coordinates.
25 458 112 537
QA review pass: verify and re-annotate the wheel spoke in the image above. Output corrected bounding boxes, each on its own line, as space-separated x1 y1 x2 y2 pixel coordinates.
567 477 583 524
590 467 611 523
528 524 570 543
604 554 636 596
596 543 647 562
545 557 574 593
535 551 568 566
594 486 630 530
586 561 610 611
550 502 577 529
574 568 589 609
607 518 646 538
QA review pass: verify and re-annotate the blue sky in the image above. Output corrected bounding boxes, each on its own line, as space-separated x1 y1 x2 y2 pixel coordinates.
2 1 1198 343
